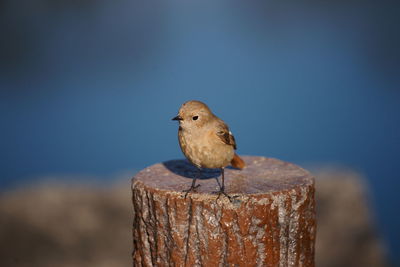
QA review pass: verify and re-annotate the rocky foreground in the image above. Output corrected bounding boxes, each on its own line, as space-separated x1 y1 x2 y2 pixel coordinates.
0 169 388 267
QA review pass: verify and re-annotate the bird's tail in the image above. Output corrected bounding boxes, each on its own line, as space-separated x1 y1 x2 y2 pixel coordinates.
231 153 246 169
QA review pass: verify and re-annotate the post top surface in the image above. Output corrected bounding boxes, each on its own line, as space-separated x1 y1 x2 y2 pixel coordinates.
133 156 314 195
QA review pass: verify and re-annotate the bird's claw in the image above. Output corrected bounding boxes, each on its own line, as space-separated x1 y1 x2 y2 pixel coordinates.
183 184 201 198
215 187 238 202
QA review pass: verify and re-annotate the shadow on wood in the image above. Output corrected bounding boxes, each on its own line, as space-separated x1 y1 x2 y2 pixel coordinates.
162 159 221 179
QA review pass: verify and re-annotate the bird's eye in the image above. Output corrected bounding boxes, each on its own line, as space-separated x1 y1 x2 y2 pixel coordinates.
192 116 199 120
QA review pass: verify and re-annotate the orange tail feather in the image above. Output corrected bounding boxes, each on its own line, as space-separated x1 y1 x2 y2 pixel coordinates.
231 154 245 169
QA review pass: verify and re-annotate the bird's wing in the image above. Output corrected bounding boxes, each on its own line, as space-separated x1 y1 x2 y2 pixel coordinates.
215 121 237 150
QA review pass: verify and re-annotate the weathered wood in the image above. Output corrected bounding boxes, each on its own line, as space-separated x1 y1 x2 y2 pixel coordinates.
132 156 316 266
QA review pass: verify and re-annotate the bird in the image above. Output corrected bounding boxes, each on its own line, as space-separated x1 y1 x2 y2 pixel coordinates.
172 100 245 199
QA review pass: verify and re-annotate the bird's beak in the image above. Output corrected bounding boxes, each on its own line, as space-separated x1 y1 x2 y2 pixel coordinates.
172 115 183 121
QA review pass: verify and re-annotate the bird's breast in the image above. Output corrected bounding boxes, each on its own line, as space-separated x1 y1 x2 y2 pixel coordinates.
178 129 234 169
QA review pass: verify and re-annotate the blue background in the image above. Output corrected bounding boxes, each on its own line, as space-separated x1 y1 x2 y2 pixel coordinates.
1 0 399 263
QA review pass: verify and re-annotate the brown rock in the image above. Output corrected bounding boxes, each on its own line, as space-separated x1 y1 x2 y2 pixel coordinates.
314 168 389 267
132 156 316 266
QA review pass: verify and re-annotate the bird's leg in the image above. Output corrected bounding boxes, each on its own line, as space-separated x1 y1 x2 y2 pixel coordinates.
220 167 225 192
216 167 232 201
183 168 201 198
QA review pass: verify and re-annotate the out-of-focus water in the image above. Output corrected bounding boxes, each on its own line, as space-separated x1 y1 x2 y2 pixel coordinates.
1 0 399 263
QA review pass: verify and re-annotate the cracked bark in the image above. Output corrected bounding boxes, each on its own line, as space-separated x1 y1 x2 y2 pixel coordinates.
132 156 316 266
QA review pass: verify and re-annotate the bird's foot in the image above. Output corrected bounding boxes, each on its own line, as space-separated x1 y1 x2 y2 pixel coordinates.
183 184 200 198
215 187 238 202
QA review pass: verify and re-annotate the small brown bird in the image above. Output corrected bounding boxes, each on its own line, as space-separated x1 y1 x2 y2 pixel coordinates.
172 100 245 198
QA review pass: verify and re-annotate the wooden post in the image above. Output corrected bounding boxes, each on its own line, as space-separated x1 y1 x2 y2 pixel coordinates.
132 156 316 266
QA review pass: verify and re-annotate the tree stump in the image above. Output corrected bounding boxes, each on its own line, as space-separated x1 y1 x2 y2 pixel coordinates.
132 156 316 267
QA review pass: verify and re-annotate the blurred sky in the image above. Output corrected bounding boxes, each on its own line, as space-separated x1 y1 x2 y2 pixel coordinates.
1 0 400 263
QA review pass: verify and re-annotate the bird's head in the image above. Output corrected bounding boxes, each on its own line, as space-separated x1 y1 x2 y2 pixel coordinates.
172 100 214 130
